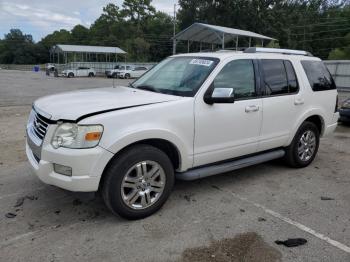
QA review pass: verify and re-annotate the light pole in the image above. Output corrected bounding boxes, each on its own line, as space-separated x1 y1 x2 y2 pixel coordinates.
173 3 177 55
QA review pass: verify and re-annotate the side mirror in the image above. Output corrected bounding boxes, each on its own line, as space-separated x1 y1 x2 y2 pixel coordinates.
204 87 235 104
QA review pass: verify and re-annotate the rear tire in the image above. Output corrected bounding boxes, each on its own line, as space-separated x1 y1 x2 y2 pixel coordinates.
102 145 174 220
284 121 320 168
88 72 94 77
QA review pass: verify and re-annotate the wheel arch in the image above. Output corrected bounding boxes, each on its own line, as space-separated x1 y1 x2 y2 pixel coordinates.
99 138 183 192
287 110 325 145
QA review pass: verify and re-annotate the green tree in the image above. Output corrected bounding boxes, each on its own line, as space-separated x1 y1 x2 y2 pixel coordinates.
71 25 90 45
0 29 40 64
40 29 72 49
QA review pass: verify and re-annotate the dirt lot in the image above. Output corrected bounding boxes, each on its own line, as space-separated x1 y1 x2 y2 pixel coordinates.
0 69 350 262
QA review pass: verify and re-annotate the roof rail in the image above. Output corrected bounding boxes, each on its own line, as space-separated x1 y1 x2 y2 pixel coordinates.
244 47 313 56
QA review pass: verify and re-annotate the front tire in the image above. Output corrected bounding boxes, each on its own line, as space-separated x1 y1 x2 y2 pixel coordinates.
68 72 74 78
284 121 320 168
124 73 130 79
102 145 174 219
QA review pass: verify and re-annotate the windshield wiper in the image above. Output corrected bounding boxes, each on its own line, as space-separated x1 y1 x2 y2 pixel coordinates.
136 85 159 93
128 82 135 88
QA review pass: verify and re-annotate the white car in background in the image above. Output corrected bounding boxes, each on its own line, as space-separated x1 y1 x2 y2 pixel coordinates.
105 65 132 78
62 67 96 78
118 66 149 79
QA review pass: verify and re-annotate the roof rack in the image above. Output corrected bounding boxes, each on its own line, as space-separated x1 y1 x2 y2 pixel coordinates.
244 47 313 56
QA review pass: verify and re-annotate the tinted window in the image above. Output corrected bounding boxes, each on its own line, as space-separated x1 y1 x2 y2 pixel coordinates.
285 61 298 93
213 59 256 99
301 61 336 91
261 60 288 95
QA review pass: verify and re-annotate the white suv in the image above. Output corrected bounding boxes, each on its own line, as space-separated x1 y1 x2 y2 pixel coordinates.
62 67 96 78
118 66 149 79
26 48 339 219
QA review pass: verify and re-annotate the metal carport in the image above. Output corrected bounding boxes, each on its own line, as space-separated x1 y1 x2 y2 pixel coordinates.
173 23 276 54
50 44 127 64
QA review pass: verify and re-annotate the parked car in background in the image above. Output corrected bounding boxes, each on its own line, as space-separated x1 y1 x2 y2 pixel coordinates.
46 63 56 72
62 67 96 78
339 98 350 123
105 65 132 78
26 48 339 219
118 66 149 79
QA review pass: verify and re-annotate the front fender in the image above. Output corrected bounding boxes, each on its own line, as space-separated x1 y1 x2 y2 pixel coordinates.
102 129 193 171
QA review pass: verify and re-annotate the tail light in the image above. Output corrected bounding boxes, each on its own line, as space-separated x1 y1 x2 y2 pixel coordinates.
335 94 339 112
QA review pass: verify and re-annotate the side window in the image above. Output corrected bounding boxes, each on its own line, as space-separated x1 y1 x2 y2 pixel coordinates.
284 61 299 93
301 61 336 91
261 60 289 95
213 59 256 99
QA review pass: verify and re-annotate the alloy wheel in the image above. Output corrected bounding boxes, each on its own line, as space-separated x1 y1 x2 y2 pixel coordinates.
121 161 166 210
297 130 316 161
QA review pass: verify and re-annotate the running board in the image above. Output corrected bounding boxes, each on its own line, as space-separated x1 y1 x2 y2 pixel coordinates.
176 149 285 181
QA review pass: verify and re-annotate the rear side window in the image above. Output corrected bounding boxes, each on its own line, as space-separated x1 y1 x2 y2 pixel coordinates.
285 61 298 93
261 60 299 96
301 61 336 91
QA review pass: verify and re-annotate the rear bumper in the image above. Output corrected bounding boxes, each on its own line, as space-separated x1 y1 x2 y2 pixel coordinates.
26 141 113 192
323 112 339 136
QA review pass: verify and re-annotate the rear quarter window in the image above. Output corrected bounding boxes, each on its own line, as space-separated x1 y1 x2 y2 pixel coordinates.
301 61 336 91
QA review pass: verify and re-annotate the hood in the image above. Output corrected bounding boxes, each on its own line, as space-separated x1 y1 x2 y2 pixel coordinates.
34 86 180 121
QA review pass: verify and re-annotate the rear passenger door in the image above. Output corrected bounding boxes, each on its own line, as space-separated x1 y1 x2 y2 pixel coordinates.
258 59 303 151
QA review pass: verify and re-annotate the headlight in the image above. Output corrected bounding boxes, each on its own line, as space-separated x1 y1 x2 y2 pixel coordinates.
27 109 36 129
51 123 103 149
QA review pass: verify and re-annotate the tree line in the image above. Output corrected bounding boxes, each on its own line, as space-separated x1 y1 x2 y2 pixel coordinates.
1 0 350 64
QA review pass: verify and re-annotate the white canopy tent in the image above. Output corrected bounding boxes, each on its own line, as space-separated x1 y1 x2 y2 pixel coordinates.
173 23 276 53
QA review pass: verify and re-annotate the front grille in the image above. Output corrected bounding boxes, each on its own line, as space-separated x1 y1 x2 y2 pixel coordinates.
32 111 50 140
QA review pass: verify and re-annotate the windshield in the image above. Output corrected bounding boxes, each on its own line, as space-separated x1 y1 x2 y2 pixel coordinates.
131 57 219 97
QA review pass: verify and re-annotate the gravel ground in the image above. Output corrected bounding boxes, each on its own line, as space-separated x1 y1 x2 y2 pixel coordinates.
0 70 349 262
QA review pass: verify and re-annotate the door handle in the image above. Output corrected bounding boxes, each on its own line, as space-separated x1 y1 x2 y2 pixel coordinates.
294 99 304 106
245 105 259 113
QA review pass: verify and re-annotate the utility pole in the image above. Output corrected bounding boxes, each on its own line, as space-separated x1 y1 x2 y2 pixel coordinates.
303 26 306 50
173 4 177 55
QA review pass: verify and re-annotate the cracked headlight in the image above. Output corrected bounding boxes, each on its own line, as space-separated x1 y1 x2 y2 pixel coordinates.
51 123 103 149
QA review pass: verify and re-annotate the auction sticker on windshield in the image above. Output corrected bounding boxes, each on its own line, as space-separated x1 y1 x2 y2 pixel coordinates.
190 59 214 67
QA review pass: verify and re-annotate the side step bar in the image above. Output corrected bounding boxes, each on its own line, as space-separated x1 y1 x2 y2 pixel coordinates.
176 149 285 181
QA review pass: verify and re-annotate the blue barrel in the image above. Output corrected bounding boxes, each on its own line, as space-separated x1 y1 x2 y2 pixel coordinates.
33 65 40 72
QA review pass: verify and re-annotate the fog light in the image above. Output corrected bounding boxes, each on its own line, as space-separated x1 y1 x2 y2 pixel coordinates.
53 164 72 176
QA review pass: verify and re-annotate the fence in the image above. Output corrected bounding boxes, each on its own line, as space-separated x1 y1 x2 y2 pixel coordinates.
325 60 350 91
0 64 46 71
0 62 156 75
56 62 156 75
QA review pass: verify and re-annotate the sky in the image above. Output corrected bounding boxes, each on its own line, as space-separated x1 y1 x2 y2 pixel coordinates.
0 0 177 41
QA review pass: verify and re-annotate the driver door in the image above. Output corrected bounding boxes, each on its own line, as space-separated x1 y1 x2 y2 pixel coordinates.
194 59 263 167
